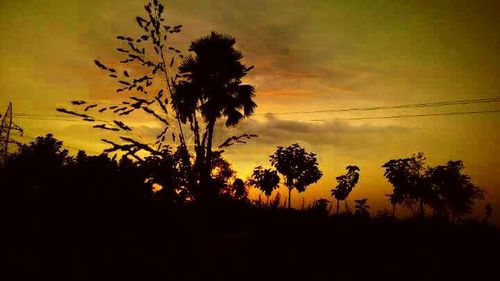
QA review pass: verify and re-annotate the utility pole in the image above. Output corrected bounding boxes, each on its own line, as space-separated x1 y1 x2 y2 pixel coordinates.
0 103 23 167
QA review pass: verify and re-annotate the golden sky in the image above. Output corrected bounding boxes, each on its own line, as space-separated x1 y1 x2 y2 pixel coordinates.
1 0 499 221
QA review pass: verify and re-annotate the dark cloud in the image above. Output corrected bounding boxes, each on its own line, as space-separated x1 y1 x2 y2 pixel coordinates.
213 113 409 149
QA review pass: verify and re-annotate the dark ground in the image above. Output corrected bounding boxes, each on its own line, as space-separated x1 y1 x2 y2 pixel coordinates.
4 200 499 281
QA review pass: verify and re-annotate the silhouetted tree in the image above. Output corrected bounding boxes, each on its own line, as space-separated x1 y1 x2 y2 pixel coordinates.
57 1 257 202
199 150 241 202
248 166 280 203
172 31 257 195
426 160 485 223
312 198 330 216
141 146 192 204
1 134 70 202
484 203 493 223
382 153 429 218
331 166 359 214
354 199 370 217
231 178 247 201
270 144 322 209
331 165 360 214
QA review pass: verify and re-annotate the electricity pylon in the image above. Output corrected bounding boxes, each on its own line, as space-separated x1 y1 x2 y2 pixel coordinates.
0 103 23 167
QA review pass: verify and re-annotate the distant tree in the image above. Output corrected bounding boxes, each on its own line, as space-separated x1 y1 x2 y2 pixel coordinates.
270 144 322 209
231 178 247 201
141 146 192 203
354 199 370 217
248 166 280 203
426 160 485 223
331 165 360 214
2 134 70 201
312 198 330 216
382 153 429 218
484 203 493 223
208 151 236 199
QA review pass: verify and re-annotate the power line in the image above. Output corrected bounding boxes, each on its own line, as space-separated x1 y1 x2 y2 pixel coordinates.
260 96 500 116
13 116 91 122
11 96 500 120
311 109 500 121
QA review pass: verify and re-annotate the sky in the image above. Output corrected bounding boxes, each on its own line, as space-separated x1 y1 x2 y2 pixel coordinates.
1 0 499 222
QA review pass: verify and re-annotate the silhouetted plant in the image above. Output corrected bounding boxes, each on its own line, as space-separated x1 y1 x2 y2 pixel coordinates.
141 146 192 203
56 1 257 202
312 198 330 216
426 160 485 223
354 199 370 217
248 166 280 203
230 178 248 201
270 192 282 209
331 165 360 214
382 153 430 218
1 134 70 201
484 203 493 223
59 0 187 159
270 144 322 209
206 151 236 200
172 31 257 195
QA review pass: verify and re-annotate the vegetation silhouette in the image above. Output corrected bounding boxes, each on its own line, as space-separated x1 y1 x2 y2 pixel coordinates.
382 153 485 222
270 143 323 209
3 1 498 280
248 165 280 203
2 135 497 280
354 198 370 217
58 0 257 205
426 160 485 223
331 165 360 214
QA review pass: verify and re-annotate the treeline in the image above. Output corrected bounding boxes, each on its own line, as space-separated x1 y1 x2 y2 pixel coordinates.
1 133 489 225
2 134 497 280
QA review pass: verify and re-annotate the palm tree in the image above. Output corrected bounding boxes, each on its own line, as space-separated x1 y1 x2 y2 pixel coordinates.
172 32 256 192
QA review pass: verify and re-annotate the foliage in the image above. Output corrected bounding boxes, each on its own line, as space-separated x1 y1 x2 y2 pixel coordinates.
172 31 257 193
331 165 360 213
311 198 330 216
56 1 257 202
230 178 248 200
58 0 187 160
270 143 322 208
354 199 370 217
248 166 280 197
382 153 430 217
426 160 485 222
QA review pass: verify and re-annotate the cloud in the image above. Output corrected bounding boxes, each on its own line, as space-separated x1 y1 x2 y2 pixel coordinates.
213 113 409 149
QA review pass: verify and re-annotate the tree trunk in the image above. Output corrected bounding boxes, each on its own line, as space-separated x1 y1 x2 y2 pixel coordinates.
392 203 396 217
205 119 216 169
200 119 216 198
336 199 340 214
288 188 292 209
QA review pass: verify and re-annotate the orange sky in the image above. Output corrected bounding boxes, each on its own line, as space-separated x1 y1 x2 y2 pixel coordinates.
1 0 499 223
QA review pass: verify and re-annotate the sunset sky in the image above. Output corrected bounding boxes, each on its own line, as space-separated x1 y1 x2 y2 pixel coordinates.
1 0 499 222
